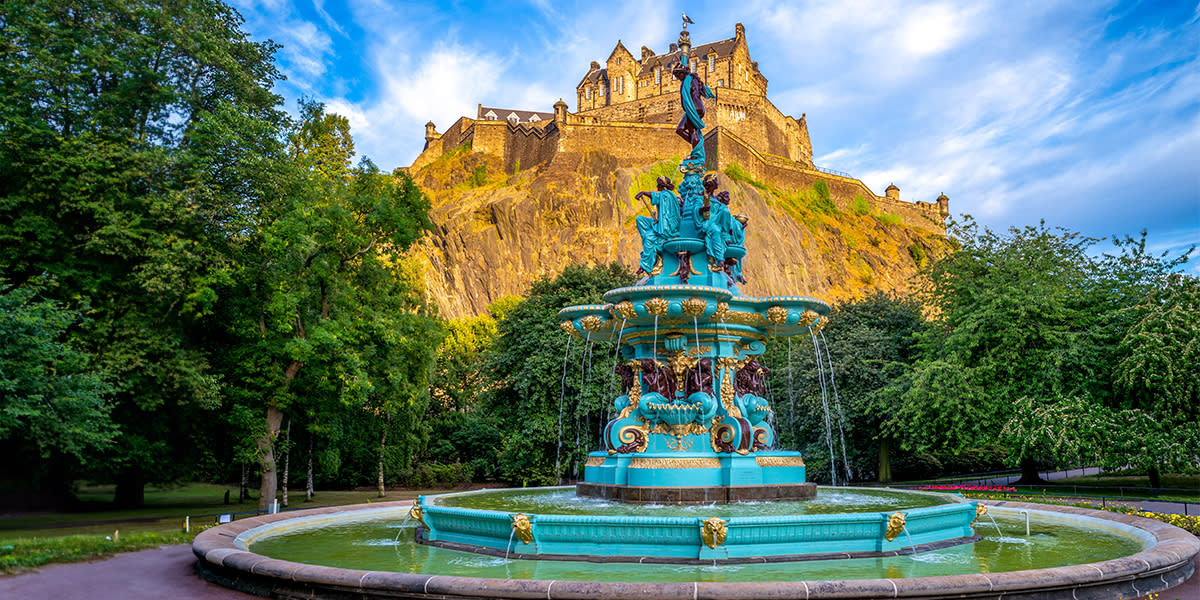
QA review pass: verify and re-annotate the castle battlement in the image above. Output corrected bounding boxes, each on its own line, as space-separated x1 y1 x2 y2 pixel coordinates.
411 24 948 234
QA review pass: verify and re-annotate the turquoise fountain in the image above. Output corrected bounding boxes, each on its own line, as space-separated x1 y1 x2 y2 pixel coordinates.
410 16 980 564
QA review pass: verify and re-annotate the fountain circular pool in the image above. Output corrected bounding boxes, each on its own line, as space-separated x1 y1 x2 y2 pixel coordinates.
194 488 1198 599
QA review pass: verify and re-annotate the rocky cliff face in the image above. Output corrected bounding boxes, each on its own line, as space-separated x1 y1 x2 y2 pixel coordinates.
408 149 949 318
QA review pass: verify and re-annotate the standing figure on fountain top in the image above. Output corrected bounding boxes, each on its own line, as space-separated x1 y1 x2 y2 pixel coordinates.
673 60 715 149
634 176 681 276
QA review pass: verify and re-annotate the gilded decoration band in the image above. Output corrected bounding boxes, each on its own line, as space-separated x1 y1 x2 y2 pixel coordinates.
755 456 806 467
628 457 722 469
585 456 607 467
618 328 765 344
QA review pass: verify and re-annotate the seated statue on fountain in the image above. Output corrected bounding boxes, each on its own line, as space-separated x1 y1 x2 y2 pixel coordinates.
694 185 734 275
634 176 681 277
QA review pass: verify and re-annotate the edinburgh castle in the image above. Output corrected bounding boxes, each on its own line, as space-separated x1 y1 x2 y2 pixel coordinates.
407 24 953 317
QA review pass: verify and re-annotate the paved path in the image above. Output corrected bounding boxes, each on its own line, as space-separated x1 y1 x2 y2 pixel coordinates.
2 543 1196 599
0 544 253 599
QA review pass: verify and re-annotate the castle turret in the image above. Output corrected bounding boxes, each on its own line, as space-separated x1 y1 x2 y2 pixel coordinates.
936 193 950 217
886 183 900 200
424 121 439 150
553 98 568 123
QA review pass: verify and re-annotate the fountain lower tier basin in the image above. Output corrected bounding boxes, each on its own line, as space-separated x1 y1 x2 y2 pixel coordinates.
417 486 974 562
195 497 1200 600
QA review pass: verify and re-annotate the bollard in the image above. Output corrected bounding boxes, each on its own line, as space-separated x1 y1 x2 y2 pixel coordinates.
184 516 190 532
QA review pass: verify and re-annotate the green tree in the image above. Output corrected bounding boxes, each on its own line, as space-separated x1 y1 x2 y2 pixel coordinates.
1112 273 1200 485
0 281 115 495
220 100 437 509
484 264 634 485
0 0 285 503
889 219 1191 483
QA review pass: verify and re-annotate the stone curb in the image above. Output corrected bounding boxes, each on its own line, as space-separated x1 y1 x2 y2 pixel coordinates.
193 499 1199 599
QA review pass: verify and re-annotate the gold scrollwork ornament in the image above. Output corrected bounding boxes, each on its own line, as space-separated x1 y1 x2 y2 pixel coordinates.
885 512 907 542
701 517 728 549
560 321 575 333
511 513 534 544
681 297 707 316
409 500 427 529
712 302 730 322
580 315 604 332
765 306 789 325
644 297 669 317
971 503 988 527
613 301 637 321
799 309 819 328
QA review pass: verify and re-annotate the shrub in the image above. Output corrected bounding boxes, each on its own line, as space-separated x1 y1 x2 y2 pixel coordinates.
908 243 927 266
467 164 488 187
851 194 870 215
723 163 768 190
877 211 902 227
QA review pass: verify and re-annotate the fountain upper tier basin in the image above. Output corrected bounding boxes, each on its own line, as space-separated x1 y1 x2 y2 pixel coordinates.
558 284 831 342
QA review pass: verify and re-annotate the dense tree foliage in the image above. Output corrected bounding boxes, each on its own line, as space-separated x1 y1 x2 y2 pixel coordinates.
883 220 1192 483
0 1 440 506
484 264 635 485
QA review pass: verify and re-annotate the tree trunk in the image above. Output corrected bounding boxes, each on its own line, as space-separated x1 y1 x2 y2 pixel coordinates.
113 467 145 508
1014 457 1044 485
281 421 291 508
257 401 285 511
1147 465 1161 489
377 420 388 498
306 436 314 502
239 463 248 502
877 437 892 483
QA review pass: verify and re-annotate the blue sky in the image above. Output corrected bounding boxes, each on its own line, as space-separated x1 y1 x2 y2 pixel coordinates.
231 1 1200 266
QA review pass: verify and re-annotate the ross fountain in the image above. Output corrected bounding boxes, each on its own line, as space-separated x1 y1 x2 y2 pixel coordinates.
193 13 1199 599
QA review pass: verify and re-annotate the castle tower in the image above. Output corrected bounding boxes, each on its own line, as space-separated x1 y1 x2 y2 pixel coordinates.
937 193 950 217
886 183 900 200
553 98 568 123
424 121 438 150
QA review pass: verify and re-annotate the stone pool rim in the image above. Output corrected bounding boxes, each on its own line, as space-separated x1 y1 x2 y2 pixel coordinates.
193 497 1199 600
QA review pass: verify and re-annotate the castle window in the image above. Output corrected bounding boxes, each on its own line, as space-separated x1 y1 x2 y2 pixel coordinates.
691 59 698 72
528 114 540 122
655 67 661 84
585 87 591 99
708 55 715 72
506 112 519 123
718 79 724 87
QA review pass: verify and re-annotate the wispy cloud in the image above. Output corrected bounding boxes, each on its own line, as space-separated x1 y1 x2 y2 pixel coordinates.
228 0 1197 251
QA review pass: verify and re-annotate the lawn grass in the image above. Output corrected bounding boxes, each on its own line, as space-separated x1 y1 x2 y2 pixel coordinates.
0 483 438 541
0 530 197 574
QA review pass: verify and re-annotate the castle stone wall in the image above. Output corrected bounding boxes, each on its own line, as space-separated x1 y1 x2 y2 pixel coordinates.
709 129 945 234
504 122 561 174
556 122 683 166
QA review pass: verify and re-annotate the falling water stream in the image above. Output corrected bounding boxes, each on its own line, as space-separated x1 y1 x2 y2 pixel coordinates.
819 331 853 484
555 335 573 485
786 338 795 447
608 318 627 421
810 329 838 486
575 333 594 479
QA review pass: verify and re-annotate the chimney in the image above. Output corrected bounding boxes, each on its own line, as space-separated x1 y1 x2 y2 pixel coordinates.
669 42 678 53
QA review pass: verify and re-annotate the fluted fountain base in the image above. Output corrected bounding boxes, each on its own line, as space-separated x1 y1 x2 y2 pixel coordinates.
577 480 816 504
